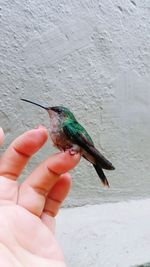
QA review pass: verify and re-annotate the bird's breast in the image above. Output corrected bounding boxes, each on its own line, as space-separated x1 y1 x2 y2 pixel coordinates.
50 129 73 151
49 117 72 150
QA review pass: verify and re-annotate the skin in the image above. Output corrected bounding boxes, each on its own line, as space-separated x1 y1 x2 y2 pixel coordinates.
0 126 80 267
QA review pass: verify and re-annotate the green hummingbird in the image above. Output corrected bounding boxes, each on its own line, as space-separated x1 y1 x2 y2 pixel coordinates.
21 98 115 187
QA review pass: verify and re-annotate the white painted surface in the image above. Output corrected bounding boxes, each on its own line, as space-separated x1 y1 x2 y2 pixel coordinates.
57 199 150 267
0 1 150 207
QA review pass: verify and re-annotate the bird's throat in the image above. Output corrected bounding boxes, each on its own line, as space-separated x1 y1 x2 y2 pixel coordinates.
49 114 62 133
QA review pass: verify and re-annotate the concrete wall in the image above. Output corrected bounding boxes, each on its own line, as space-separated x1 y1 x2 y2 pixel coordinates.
0 0 150 207
57 199 150 267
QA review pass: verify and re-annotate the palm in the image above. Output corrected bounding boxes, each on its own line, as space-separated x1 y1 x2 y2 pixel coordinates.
0 127 80 267
1 203 64 266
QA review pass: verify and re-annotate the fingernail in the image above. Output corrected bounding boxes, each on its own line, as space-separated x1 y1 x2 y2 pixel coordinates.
0 127 5 145
34 125 48 139
35 125 46 130
0 127 4 135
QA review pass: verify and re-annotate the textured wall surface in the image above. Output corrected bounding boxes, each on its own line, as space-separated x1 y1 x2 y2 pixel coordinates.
0 0 150 207
57 200 150 267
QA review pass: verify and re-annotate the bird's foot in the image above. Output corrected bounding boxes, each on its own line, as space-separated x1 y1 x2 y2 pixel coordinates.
69 149 78 156
65 145 80 156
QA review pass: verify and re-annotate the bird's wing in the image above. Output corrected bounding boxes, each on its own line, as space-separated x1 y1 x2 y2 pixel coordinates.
63 122 114 170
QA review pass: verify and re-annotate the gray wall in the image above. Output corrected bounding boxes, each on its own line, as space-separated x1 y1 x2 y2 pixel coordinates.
0 0 150 207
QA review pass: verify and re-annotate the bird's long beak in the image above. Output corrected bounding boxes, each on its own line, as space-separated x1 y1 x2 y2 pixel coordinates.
21 98 49 111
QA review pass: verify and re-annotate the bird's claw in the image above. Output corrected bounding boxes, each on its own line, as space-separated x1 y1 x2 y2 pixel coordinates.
64 146 79 155
69 149 78 155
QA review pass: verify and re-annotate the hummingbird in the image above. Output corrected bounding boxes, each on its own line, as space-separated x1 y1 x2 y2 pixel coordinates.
21 98 115 187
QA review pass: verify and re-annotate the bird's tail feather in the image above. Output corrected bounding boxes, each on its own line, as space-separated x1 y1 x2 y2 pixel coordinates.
93 164 110 187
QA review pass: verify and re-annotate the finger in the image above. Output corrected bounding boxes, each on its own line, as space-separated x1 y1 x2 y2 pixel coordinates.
0 128 5 146
0 126 48 180
18 151 80 217
41 173 71 230
44 172 72 217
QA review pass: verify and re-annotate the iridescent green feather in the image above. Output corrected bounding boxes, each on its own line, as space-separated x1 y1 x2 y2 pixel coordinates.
63 119 94 145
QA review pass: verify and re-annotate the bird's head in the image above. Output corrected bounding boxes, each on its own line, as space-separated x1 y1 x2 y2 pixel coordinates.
49 106 76 121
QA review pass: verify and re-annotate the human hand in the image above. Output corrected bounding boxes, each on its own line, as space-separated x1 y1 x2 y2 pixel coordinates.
0 126 80 267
